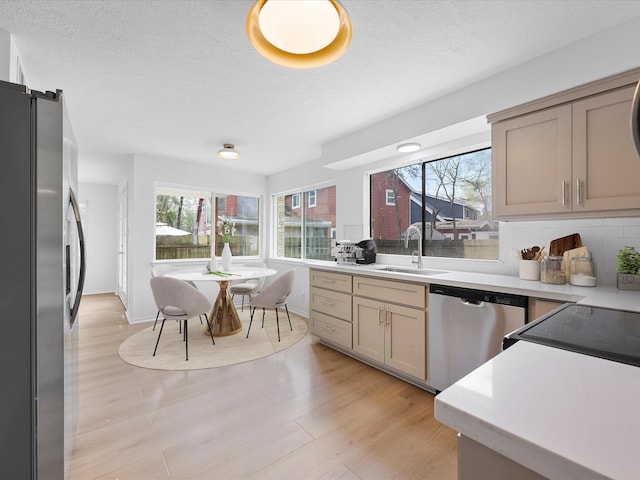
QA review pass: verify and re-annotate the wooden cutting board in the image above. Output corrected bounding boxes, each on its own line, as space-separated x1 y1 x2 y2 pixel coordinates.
549 233 582 256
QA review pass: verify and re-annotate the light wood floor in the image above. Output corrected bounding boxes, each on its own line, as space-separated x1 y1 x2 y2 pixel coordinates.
70 293 457 480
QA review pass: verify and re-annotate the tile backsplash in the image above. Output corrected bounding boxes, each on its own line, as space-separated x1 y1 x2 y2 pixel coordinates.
499 217 640 286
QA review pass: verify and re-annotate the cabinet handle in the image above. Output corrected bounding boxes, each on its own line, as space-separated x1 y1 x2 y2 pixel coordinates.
576 178 582 206
562 180 567 207
321 325 336 332
385 308 390 326
321 299 335 306
321 278 335 283
378 307 384 326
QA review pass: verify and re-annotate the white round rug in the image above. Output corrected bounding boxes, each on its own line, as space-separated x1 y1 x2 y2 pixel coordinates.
118 309 308 370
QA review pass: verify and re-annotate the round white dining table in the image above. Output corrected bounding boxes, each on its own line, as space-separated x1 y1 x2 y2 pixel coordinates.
167 266 277 336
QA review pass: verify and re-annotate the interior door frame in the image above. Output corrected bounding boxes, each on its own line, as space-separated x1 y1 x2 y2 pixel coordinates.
117 185 128 307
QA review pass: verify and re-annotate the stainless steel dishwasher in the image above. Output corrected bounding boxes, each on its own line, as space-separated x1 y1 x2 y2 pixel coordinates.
428 284 528 392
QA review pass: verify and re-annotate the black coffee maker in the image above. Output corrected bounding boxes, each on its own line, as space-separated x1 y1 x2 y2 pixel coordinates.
355 239 377 264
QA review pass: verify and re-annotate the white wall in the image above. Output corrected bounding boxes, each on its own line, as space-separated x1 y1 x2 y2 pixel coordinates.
78 183 119 294
126 154 268 323
0 30 23 83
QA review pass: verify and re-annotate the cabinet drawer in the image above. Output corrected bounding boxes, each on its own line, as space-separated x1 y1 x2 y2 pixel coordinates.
310 311 352 349
310 287 352 321
353 276 425 309
309 270 352 293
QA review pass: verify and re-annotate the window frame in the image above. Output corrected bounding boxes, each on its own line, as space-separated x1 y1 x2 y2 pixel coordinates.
272 184 336 261
308 189 317 208
292 193 301 209
385 189 396 206
154 184 262 262
368 147 496 261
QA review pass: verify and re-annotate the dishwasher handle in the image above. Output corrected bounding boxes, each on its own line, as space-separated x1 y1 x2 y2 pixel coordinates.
460 298 485 308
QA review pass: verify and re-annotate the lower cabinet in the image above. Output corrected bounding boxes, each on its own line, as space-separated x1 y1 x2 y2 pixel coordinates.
529 298 565 322
353 296 426 380
458 435 545 480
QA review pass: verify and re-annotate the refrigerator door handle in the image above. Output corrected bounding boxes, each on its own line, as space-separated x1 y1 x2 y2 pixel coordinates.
68 187 86 326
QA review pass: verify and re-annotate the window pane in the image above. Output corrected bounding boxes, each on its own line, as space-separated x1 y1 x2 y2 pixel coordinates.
155 189 212 260
214 194 260 256
274 185 336 260
305 186 335 260
370 148 497 260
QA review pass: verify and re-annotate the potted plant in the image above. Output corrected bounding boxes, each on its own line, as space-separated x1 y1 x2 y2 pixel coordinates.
616 246 640 291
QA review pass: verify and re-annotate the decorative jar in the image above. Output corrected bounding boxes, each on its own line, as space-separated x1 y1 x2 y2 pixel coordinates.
569 256 597 287
540 256 565 284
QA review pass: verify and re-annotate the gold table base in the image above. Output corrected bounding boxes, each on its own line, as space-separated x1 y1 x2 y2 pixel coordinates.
206 280 242 336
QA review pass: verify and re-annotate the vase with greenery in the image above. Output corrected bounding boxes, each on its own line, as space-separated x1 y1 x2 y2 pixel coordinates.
217 215 236 271
616 246 640 291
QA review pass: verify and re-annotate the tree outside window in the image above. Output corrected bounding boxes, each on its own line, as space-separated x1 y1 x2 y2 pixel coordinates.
155 186 260 260
370 148 497 260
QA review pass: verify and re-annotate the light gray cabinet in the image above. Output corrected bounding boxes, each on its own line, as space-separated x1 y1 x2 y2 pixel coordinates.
490 68 640 220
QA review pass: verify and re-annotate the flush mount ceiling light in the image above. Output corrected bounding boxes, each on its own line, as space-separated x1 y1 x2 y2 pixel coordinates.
397 142 421 153
246 0 353 69
216 143 240 159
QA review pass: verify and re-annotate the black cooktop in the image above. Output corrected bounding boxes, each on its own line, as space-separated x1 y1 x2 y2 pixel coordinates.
504 304 640 367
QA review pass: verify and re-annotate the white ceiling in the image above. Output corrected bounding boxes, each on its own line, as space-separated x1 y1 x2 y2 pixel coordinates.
2 0 640 180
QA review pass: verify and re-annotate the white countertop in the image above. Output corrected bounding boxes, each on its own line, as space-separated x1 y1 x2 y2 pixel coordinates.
307 262 640 313
434 341 640 480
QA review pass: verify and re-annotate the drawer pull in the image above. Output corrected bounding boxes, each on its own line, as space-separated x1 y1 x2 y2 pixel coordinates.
322 299 336 306
321 278 335 283
321 325 336 332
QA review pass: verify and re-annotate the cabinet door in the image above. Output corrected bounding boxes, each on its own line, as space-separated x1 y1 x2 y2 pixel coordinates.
572 86 640 213
385 304 426 380
528 298 565 322
492 105 572 217
352 297 385 363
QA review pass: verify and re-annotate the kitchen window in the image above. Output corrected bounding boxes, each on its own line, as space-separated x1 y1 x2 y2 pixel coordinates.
155 186 260 260
273 185 336 261
369 148 497 260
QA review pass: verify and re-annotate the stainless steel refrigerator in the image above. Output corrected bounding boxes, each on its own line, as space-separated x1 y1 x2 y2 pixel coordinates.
0 80 85 479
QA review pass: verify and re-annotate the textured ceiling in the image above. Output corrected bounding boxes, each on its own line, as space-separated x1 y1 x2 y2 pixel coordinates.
2 0 640 180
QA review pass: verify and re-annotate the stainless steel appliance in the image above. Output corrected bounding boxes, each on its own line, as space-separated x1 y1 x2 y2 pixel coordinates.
632 80 640 159
0 80 85 479
504 304 640 367
335 239 376 265
428 284 527 392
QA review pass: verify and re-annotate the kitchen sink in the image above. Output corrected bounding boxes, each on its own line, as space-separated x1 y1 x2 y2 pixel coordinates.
378 266 449 276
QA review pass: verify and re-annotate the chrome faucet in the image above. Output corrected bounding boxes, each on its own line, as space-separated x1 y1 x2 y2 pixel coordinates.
405 224 423 269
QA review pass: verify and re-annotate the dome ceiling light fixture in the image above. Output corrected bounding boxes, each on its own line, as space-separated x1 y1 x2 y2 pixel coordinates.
397 142 421 153
216 143 240 159
246 0 353 69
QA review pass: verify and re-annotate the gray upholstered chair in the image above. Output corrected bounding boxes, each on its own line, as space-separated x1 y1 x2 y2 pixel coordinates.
229 261 267 311
151 264 201 331
150 276 215 361
246 270 295 342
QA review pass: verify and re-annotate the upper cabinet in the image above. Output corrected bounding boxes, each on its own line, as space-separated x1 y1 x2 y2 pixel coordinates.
490 69 640 220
